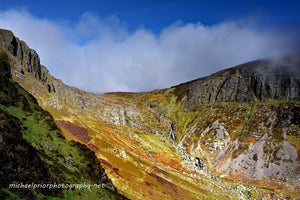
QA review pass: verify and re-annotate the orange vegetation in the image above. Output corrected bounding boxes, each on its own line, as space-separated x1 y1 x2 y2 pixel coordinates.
152 153 187 173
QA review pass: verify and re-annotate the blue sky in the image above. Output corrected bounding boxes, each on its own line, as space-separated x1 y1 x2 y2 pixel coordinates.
0 1 299 92
2 0 299 33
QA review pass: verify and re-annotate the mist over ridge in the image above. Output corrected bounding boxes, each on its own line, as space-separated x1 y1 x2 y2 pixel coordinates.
0 9 299 93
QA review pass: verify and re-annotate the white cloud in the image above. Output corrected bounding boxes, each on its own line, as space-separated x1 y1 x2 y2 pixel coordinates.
0 9 298 92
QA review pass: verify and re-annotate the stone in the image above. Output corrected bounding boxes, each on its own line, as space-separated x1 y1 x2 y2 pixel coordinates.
173 56 300 104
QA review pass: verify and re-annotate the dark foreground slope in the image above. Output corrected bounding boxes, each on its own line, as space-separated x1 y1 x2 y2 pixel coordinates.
0 52 127 199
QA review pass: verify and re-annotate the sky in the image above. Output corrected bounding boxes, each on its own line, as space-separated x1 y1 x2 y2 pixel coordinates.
0 0 299 93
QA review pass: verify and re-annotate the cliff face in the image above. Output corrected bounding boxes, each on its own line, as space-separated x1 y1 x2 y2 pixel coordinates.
0 29 42 81
0 30 158 131
1 29 300 199
174 57 300 104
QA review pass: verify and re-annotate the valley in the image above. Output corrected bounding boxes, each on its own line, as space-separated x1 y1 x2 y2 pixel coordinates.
1 29 299 199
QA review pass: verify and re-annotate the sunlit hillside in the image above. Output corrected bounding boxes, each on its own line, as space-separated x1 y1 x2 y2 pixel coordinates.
1 29 299 199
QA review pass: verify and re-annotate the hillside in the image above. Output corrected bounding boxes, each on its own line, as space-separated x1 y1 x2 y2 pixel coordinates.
0 52 126 199
137 57 300 180
0 29 299 199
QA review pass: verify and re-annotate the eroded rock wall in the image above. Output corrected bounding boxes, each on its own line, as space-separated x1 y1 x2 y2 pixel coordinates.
175 57 300 104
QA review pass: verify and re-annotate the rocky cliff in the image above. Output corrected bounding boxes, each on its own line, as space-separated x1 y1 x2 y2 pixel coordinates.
1 29 299 199
136 57 300 189
163 56 300 181
174 57 300 104
0 29 42 81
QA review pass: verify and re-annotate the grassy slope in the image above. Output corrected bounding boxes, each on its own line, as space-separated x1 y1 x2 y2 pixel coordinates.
4 39 299 198
34 89 299 199
12 70 231 198
42 95 220 199
0 52 126 200
134 88 300 198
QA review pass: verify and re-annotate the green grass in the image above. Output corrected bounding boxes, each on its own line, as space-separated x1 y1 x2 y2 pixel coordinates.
0 53 125 199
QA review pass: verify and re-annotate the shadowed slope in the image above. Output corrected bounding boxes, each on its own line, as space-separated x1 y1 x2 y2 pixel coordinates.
0 52 127 199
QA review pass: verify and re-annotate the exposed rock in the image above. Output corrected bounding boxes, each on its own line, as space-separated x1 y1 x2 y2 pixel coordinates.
66 156 74 165
0 29 42 80
0 29 167 134
174 56 300 104
192 120 231 155
215 135 299 181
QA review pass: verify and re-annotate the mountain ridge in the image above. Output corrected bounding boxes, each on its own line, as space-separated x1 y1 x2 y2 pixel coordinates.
1 28 300 199
171 56 300 105
2 28 299 104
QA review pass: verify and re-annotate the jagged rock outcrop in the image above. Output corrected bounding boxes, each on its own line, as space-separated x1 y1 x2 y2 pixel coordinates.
174 56 300 104
0 29 169 136
0 29 42 81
